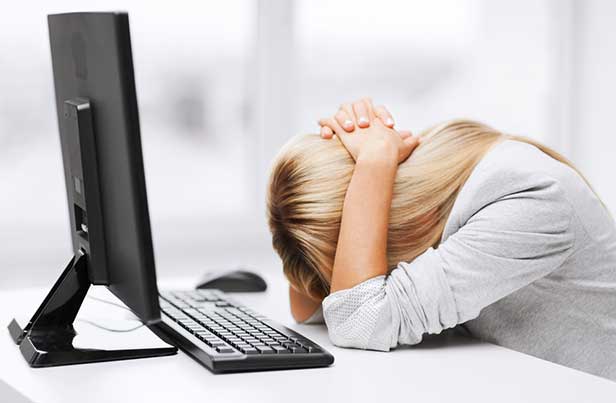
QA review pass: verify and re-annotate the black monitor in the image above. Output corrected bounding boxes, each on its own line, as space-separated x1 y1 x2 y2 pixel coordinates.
49 11 160 323
7 12 177 367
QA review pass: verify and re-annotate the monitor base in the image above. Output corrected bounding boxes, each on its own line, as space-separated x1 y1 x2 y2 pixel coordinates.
7 251 177 367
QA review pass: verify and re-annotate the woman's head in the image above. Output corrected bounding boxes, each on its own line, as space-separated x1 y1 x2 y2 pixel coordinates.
267 119 504 300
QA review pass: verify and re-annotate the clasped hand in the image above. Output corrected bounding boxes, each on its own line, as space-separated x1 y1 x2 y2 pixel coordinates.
317 98 420 164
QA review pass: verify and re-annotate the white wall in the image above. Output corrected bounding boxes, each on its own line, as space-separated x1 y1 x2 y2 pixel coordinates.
1 0 615 289
569 0 616 213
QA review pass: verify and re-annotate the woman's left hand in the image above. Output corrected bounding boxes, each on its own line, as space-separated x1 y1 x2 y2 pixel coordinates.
318 98 405 139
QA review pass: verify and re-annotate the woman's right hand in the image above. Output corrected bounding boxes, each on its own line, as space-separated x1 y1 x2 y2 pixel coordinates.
318 98 419 165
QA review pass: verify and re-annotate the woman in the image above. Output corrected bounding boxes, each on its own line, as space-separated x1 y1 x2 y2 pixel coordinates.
267 98 616 380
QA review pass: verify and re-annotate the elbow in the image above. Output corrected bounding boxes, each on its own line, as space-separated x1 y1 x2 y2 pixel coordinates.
322 276 395 351
325 327 349 349
326 325 392 352
323 301 395 351
325 324 357 349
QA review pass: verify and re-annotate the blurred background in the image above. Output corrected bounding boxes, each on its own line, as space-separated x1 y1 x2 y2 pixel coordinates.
1 0 615 289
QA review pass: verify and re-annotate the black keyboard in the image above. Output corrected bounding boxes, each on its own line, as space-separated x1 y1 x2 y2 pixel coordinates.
154 290 334 373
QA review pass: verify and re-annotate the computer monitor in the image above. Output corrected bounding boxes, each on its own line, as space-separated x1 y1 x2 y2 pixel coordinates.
7 12 176 367
49 11 160 323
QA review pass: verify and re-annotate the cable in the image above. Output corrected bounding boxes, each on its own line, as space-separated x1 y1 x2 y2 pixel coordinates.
79 294 144 332
77 318 145 333
86 295 135 313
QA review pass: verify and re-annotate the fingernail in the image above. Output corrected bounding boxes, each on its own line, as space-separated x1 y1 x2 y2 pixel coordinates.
386 117 394 127
343 120 354 129
358 117 369 126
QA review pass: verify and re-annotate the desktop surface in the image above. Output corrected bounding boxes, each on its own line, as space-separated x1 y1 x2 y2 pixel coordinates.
1 272 615 403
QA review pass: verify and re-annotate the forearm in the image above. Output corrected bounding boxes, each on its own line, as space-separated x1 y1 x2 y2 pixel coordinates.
330 148 397 293
289 285 321 322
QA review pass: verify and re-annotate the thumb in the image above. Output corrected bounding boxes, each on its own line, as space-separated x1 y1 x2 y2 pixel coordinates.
398 130 412 140
399 135 420 162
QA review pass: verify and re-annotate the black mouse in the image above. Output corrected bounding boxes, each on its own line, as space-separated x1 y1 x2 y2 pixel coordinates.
195 268 267 292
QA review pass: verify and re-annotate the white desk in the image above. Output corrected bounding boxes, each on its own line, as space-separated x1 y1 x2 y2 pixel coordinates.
1 273 615 403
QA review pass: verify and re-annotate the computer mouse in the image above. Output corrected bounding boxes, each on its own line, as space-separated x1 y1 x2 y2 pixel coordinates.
195 268 267 292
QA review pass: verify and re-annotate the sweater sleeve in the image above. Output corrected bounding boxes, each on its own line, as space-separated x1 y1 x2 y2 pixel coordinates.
322 176 576 351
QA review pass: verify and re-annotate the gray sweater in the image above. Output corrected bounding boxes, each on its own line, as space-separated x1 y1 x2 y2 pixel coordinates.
320 140 616 380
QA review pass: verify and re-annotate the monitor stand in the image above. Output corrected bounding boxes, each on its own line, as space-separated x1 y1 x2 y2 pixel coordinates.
7 97 176 367
7 249 177 367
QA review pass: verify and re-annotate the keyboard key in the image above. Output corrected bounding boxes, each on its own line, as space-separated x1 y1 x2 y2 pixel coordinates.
241 347 259 355
255 346 275 354
265 340 281 346
216 347 235 354
271 345 288 354
194 293 220 302
289 346 308 354
224 307 244 315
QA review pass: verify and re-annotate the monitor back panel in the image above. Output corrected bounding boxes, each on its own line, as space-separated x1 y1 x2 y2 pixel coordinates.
48 12 160 323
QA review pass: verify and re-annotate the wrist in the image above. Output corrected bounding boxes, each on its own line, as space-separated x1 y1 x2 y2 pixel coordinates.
355 153 398 178
356 140 398 169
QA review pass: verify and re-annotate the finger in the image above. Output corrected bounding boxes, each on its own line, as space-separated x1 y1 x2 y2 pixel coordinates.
398 130 412 140
404 135 420 153
353 100 370 128
318 117 344 134
374 105 395 128
399 136 420 163
405 135 420 148
335 105 355 132
362 97 377 121
320 125 334 139
318 117 345 135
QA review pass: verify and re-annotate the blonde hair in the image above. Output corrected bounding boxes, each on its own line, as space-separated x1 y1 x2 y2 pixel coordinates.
267 119 586 301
